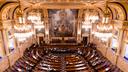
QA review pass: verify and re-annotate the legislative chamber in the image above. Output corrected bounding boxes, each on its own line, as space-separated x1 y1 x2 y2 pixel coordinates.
0 0 128 72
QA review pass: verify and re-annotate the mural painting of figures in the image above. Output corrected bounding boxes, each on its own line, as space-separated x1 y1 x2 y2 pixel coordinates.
48 9 78 37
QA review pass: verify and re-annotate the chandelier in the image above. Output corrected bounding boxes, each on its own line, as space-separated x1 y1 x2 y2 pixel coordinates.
96 22 113 33
27 9 44 29
82 9 99 30
93 1 113 41
14 0 33 42
96 1 113 33
15 0 30 31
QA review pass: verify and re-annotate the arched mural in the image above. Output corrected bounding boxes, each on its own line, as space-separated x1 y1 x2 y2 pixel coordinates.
48 9 78 37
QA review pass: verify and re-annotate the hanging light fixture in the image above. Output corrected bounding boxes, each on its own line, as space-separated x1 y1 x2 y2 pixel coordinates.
82 8 99 32
14 0 33 42
27 9 44 30
15 0 25 25
14 0 33 31
93 1 113 41
96 1 113 33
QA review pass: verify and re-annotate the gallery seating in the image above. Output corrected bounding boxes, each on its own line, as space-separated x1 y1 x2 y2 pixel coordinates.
34 54 62 72
65 54 91 72
4 43 122 72
83 43 123 72
4 44 42 72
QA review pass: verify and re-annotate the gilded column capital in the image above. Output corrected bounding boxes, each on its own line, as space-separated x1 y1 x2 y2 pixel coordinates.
0 21 4 29
122 21 128 29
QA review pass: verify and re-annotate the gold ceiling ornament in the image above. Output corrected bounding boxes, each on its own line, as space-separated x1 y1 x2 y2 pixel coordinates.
16 0 23 18
104 1 110 17
102 1 110 24
16 7 23 18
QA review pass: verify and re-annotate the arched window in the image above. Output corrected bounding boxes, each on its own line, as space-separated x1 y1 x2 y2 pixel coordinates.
0 31 5 59
111 37 118 53
124 43 128 60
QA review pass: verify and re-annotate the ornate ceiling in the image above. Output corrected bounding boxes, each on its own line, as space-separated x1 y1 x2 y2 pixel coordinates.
0 0 128 21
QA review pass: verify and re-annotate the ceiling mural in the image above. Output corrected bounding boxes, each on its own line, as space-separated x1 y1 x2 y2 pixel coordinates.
48 9 78 37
